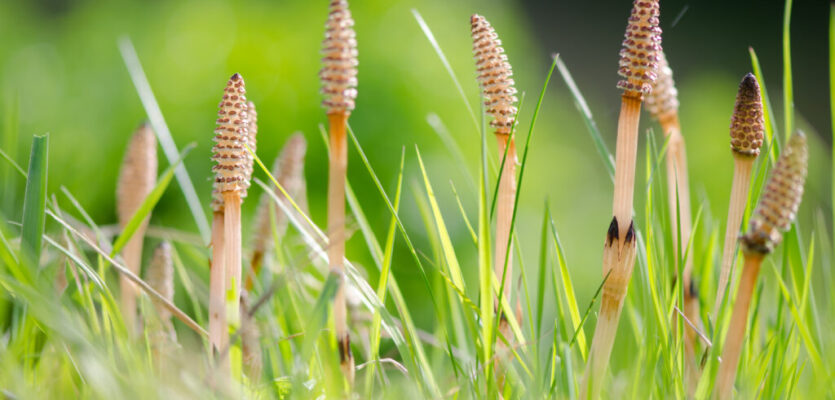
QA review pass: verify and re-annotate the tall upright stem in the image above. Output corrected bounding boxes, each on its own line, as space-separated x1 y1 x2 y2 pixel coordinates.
713 157 754 318
495 135 517 320
581 95 642 399
715 253 763 399
209 211 228 362
223 193 242 327
328 112 353 384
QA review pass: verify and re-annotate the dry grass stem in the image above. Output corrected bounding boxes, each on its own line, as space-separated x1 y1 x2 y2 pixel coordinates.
116 122 158 335
582 1 661 397
321 0 358 385
713 73 764 319
715 131 807 399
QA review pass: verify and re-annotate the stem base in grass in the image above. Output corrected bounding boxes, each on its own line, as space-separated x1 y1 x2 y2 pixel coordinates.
715 253 764 399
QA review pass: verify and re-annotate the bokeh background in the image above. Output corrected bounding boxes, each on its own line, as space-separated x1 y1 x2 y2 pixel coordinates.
0 0 830 330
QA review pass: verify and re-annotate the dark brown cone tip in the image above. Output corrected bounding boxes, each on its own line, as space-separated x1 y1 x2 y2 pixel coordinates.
730 73 764 157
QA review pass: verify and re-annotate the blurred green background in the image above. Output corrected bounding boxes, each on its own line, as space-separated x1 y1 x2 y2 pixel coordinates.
0 0 830 330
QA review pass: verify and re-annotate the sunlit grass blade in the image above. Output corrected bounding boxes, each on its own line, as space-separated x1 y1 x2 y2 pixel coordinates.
411 9 478 132
118 37 210 243
111 143 194 257
830 2 835 263
21 134 48 266
769 264 826 377
555 56 615 180
414 147 467 293
364 149 404 395
749 47 779 164
549 216 586 360
782 0 794 140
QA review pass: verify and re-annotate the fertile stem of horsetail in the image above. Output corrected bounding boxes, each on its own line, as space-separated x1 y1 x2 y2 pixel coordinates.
321 0 358 385
145 241 177 370
645 49 700 389
116 122 157 335
581 1 661 398
246 133 307 291
211 73 251 347
472 14 520 334
715 131 807 400
712 74 764 320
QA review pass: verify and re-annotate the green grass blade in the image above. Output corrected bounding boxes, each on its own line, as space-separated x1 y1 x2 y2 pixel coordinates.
118 37 210 243
549 217 586 360
366 149 404 394
411 9 478 132
111 143 195 257
21 134 48 266
749 47 779 164
830 2 835 263
555 56 615 179
414 146 467 293
0 147 26 179
770 264 826 377
782 0 794 140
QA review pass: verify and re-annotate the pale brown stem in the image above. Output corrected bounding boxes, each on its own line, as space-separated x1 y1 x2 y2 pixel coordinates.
209 211 228 353
120 234 144 335
715 253 763 399
328 112 354 385
713 157 754 319
223 192 242 328
494 135 517 319
581 95 642 399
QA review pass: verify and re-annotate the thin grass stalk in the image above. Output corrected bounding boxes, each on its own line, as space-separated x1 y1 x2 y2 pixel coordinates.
321 0 358 385
116 122 157 335
581 1 661 397
713 74 764 320
715 131 807 399
246 133 307 291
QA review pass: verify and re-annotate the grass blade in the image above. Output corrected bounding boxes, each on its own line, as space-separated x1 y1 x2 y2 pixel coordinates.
21 134 49 266
782 0 794 141
555 57 615 179
118 37 211 243
411 9 478 132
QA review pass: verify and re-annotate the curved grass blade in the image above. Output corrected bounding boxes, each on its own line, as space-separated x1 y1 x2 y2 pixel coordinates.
118 37 210 243
21 134 48 266
555 57 614 180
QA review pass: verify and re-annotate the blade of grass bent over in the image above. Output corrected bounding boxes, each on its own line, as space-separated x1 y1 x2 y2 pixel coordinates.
21 134 48 266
